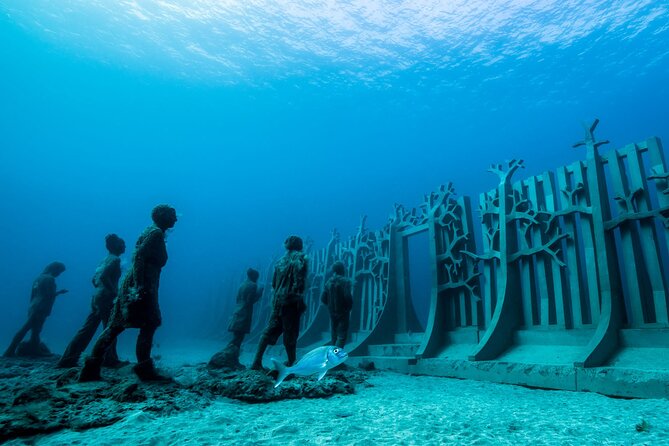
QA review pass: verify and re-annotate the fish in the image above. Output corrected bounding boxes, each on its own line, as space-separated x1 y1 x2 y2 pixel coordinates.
271 346 348 388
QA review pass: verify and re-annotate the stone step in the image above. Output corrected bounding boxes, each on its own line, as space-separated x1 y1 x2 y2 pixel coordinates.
346 356 416 373
394 332 424 344
367 343 421 357
320 331 368 343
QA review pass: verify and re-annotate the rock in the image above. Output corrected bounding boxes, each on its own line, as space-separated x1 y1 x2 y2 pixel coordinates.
359 359 376 371
173 367 200 387
194 368 364 403
56 368 79 388
122 410 155 425
13 384 53 406
0 355 369 443
111 383 147 403
202 369 278 402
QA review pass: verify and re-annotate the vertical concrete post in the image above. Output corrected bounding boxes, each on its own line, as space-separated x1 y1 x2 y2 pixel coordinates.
469 160 524 361
574 119 624 367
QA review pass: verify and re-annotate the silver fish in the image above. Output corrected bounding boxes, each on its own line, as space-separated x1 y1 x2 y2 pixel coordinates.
271 346 348 388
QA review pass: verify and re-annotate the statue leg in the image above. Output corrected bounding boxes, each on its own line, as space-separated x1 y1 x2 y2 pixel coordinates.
3 320 32 357
133 326 170 382
79 324 124 382
58 310 101 367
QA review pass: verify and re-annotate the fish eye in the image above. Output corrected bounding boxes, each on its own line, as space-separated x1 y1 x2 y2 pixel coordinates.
333 348 339 353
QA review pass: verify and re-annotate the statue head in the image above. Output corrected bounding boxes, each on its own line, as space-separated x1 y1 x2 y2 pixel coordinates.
332 261 346 276
284 235 303 252
151 204 178 231
105 233 126 256
247 268 260 282
43 261 66 277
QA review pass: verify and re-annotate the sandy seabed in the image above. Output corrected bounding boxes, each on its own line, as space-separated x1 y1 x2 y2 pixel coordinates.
7 366 668 446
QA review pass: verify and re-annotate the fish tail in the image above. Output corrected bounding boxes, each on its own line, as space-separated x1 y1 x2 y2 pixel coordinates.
271 358 290 388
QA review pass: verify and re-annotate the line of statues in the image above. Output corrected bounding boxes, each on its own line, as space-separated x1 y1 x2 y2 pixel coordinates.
2 204 354 383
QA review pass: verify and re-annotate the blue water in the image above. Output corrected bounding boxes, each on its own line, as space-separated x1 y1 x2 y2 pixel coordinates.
1 1 668 346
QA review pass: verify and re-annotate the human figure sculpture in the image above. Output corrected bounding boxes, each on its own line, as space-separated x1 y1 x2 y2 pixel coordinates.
251 236 308 370
57 234 126 368
79 204 177 382
209 268 263 369
321 261 353 348
4 262 68 357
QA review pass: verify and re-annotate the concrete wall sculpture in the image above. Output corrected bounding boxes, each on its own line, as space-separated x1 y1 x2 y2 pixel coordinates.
235 121 669 397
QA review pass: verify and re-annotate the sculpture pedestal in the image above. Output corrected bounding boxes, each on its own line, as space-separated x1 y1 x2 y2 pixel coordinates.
208 344 244 370
16 341 52 357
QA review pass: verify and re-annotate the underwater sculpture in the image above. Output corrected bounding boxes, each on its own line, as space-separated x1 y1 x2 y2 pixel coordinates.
57 234 126 368
271 345 349 388
3 262 68 357
79 204 178 382
208 268 264 369
252 235 308 370
321 261 353 348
